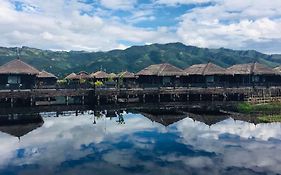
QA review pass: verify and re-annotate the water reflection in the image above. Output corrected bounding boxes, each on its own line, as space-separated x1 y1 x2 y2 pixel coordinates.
0 108 280 175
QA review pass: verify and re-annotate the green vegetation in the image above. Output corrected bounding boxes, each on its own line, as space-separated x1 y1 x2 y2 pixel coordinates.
79 78 86 84
258 115 281 123
94 81 103 87
1 43 281 78
237 102 281 113
57 79 67 85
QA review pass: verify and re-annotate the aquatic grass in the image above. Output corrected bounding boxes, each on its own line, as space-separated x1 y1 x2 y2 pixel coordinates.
258 115 281 123
237 102 281 114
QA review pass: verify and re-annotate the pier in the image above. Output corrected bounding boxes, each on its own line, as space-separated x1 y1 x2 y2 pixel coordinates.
1 86 281 107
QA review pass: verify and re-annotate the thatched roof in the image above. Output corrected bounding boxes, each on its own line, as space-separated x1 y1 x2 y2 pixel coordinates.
37 70 57 79
274 66 281 73
227 62 277 75
90 71 110 79
109 73 117 78
184 62 226 75
0 59 40 75
118 71 135 78
65 73 78 80
137 63 185 76
77 71 90 79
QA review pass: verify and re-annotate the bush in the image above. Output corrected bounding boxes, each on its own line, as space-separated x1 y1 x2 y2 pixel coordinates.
57 79 67 85
94 81 104 87
79 78 86 84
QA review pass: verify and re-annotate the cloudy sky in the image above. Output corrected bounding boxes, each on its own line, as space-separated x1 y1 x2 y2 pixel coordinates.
0 0 281 53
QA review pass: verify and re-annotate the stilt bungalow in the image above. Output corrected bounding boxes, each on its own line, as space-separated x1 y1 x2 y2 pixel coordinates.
90 71 116 88
118 71 137 88
90 71 110 82
0 59 40 89
36 70 58 88
136 63 185 88
184 62 227 87
226 62 278 87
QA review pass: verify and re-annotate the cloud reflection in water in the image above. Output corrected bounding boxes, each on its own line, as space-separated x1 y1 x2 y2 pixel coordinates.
0 112 280 175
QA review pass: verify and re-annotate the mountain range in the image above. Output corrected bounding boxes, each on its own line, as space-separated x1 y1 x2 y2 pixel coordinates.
0 42 280 78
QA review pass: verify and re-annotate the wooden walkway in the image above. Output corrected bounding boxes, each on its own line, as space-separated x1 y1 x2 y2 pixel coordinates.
0 86 281 107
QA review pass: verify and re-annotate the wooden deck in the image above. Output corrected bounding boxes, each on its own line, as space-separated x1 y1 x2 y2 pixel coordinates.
0 86 281 107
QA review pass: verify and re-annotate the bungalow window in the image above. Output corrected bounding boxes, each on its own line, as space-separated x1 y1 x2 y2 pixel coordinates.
163 77 171 85
8 75 21 84
252 75 260 83
206 76 214 83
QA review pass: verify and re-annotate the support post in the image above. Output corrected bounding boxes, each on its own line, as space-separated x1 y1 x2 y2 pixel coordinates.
30 97 33 106
66 96 69 106
11 98 14 108
82 96 85 105
114 95 118 104
97 95 100 106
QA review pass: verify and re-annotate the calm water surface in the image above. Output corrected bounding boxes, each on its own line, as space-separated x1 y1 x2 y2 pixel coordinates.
0 110 281 175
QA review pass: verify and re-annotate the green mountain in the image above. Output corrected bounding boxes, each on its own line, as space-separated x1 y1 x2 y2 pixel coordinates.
0 43 280 78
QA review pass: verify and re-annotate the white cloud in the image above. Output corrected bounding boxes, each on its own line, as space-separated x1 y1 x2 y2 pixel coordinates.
155 0 212 6
0 0 280 53
176 0 281 53
99 0 137 10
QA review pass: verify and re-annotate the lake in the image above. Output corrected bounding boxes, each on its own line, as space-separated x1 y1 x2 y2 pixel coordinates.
0 108 281 175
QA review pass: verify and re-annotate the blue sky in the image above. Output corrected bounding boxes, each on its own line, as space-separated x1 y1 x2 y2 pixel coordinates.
0 0 281 53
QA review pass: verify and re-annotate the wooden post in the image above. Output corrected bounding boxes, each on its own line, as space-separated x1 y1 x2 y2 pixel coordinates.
66 96 69 106
82 96 85 105
97 95 100 106
114 95 118 104
11 98 14 108
158 94 161 103
30 97 33 106
187 94 189 101
199 94 202 101
143 94 146 103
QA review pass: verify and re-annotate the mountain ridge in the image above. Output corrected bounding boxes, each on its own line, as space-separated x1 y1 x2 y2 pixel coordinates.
0 43 280 78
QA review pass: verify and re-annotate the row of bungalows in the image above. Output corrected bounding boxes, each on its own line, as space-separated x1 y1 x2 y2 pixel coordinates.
64 70 138 88
0 57 280 90
136 62 281 88
0 59 57 89
62 62 281 88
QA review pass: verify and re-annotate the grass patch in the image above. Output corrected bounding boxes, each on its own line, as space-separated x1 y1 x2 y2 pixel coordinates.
237 102 281 114
258 115 281 123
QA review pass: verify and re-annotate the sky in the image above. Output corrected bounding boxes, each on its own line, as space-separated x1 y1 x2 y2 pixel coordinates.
0 0 281 53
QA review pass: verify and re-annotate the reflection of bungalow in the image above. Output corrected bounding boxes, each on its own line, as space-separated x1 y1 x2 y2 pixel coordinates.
188 113 229 127
136 63 185 87
141 112 187 127
226 62 278 87
0 59 40 89
0 113 44 139
184 62 227 87
36 70 58 87
118 71 137 88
